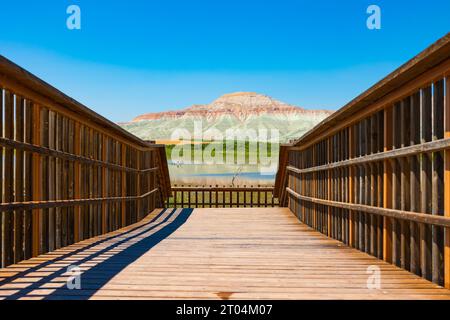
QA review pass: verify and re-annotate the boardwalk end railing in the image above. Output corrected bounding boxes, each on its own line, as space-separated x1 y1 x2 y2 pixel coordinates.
0 56 171 268
275 33 450 288
167 185 278 208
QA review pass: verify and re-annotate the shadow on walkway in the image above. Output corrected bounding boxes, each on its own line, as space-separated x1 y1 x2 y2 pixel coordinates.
1 208 193 300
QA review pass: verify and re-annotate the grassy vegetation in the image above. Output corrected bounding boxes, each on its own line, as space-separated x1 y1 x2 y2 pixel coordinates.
165 141 277 163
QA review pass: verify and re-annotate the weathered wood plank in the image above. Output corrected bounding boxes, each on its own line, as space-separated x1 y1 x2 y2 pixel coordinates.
1 208 450 300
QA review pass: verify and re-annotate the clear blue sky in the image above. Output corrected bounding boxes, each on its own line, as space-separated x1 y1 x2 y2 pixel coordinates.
1 0 449 122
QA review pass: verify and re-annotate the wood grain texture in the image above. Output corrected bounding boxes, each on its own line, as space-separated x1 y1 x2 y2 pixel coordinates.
445 76 450 289
0 83 168 269
0 208 449 300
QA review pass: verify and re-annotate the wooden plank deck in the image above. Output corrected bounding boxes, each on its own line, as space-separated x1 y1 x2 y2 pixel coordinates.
1 207 450 300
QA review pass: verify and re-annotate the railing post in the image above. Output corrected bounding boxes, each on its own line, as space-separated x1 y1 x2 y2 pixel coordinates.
0 91 2 265
445 75 450 289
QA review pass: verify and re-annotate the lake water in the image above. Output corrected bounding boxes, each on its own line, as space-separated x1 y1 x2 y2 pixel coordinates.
169 161 277 186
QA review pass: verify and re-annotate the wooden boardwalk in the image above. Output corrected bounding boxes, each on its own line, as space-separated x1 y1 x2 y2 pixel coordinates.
1 207 450 300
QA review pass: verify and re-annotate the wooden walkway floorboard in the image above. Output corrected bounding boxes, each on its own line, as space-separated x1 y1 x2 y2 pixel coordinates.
1 207 450 300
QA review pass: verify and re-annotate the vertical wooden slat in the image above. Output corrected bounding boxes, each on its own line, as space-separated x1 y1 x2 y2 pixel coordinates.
400 99 411 270
364 118 370 254
66 119 73 245
2 90 14 266
189 186 192 208
392 104 402 266
383 106 393 263
181 188 185 208
444 75 450 289
47 110 56 252
349 126 355 247
222 190 225 207
117 142 121 228
102 135 108 233
355 127 361 249
327 138 332 237
88 128 94 237
377 111 384 259
92 133 98 235
312 146 316 228
115 142 121 229
432 79 444 285
359 121 366 252
421 86 433 281
370 115 377 257
14 95 24 263
410 92 421 275
23 100 33 259
32 104 41 256
40 108 49 252
0 89 3 264
217 187 220 208
61 117 68 246
74 122 81 242
121 144 127 227
55 113 62 249
80 125 87 239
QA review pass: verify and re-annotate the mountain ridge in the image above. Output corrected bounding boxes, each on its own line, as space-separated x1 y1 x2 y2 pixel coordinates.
120 92 333 143
131 92 331 122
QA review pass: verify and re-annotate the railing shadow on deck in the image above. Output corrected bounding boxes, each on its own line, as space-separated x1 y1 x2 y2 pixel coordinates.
0 208 193 300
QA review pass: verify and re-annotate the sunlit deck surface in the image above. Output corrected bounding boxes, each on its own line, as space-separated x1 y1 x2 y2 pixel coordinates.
1 208 450 300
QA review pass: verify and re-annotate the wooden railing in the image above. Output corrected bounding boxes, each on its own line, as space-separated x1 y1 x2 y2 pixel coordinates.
167 186 278 208
0 56 171 268
275 33 450 288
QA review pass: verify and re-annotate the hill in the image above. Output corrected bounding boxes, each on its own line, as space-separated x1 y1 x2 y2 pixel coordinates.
119 92 332 143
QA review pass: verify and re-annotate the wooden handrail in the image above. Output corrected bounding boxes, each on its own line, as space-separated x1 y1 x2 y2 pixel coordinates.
0 55 150 149
285 137 450 174
288 32 450 152
0 56 171 268
0 189 159 211
274 33 450 289
286 188 450 228
0 137 160 173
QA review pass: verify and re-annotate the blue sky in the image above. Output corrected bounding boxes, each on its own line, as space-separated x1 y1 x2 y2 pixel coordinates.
0 0 449 122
